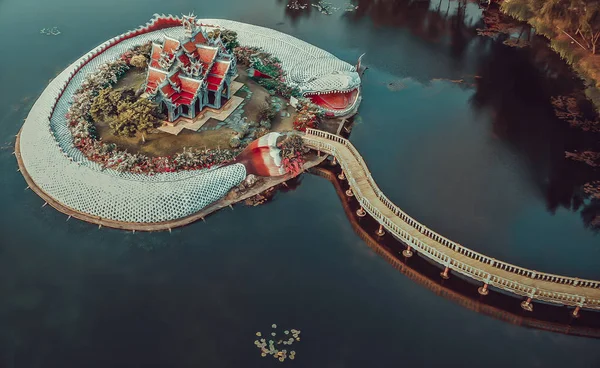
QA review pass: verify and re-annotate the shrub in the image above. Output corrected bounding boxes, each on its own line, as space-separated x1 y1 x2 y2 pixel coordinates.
208 29 240 52
293 99 324 132
109 98 161 137
130 54 148 69
229 135 242 148
257 97 276 123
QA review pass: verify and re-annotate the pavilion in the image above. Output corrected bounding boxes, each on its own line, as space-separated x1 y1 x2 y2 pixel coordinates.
144 14 237 124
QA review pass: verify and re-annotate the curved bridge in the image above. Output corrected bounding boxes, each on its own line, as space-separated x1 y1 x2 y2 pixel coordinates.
302 128 600 313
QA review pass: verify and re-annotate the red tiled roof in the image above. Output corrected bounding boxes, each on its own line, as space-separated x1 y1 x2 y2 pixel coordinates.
146 68 167 93
182 41 196 53
180 77 201 94
180 91 195 100
163 38 181 54
209 60 229 76
169 71 181 87
206 75 222 86
178 53 190 67
150 44 163 69
151 43 162 59
193 31 207 44
196 46 217 64
161 84 177 98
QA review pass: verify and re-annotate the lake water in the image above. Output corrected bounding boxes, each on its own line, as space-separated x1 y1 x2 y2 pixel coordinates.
1 0 600 366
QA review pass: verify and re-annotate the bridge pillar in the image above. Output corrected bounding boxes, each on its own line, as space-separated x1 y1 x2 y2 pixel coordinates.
375 224 385 237
440 266 450 280
317 149 321 157
521 297 534 312
338 171 346 180
356 207 366 217
572 306 581 318
478 283 489 296
402 246 413 258
345 189 354 197
331 157 337 166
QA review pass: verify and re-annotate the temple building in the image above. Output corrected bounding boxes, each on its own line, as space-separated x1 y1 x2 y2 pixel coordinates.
144 14 237 124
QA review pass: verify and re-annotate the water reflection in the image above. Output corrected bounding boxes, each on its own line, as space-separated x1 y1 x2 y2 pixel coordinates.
312 165 600 338
278 0 316 24
279 0 600 230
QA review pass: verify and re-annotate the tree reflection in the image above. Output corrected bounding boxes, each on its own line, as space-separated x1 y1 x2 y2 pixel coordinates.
470 21 600 230
276 0 600 229
278 0 315 25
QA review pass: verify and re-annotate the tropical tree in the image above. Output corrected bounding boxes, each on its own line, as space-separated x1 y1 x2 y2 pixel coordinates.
110 98 161 138
90 87 135 122
578 1 600 54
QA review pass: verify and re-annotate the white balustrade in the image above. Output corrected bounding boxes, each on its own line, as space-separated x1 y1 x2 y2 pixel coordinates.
303 129 600 309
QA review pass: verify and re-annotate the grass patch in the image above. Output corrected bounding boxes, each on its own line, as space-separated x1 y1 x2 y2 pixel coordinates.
96 117 236 157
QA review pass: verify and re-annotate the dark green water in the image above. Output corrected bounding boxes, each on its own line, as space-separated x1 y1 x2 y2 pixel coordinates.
1 0 600 366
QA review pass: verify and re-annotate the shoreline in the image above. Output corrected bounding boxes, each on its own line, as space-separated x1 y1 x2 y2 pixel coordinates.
495 1 600 111
15 129 327 232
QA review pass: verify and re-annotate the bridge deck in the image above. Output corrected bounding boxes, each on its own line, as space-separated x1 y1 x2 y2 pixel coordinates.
303 131 600 310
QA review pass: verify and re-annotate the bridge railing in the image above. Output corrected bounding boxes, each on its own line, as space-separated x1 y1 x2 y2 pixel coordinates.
303 128 600 309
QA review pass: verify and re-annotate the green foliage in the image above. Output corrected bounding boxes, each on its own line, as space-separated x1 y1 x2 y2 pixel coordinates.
529 17 556 38
109 98 161 137
208 29 240 52
500 0 534 21
257 97 277 123
585 86 600 109
90 87 136 122
551 39 582 64
252 58 282 79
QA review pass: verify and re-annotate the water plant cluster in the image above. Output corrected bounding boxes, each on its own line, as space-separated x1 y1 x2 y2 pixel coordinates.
65 43 239 174
254 324 301 362
287 1 307 10
40 27 61 36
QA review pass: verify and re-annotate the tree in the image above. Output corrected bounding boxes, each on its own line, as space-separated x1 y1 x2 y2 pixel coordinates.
130 54 148 69
109 98 160 137
207 29 240 52
90 87 135 122
578 1 600 54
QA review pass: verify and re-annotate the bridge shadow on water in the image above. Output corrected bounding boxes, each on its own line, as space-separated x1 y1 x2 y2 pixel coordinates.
307 163 600 339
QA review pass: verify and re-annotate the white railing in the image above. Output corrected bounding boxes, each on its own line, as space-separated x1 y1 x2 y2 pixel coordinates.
303 128 600 309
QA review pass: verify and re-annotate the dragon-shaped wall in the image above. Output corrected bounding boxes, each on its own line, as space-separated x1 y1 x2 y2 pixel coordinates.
18 16 360 224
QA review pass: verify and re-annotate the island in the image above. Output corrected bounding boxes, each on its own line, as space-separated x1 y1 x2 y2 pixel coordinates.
16 14 362 230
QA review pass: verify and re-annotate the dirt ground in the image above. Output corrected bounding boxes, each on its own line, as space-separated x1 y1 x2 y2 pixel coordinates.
96 122 237 157
93 66 298 157
113 68 146 92
235 68 297 132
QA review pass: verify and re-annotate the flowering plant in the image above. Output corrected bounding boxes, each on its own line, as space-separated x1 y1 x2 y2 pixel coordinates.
64 45 240 175
278 134 306 175
292 99 324 132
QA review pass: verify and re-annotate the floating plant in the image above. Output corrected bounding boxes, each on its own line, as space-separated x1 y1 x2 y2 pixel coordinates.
254 324 302 362
287 0 308 10
345 3 359 12
312 1 339 15
40 27 61 36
